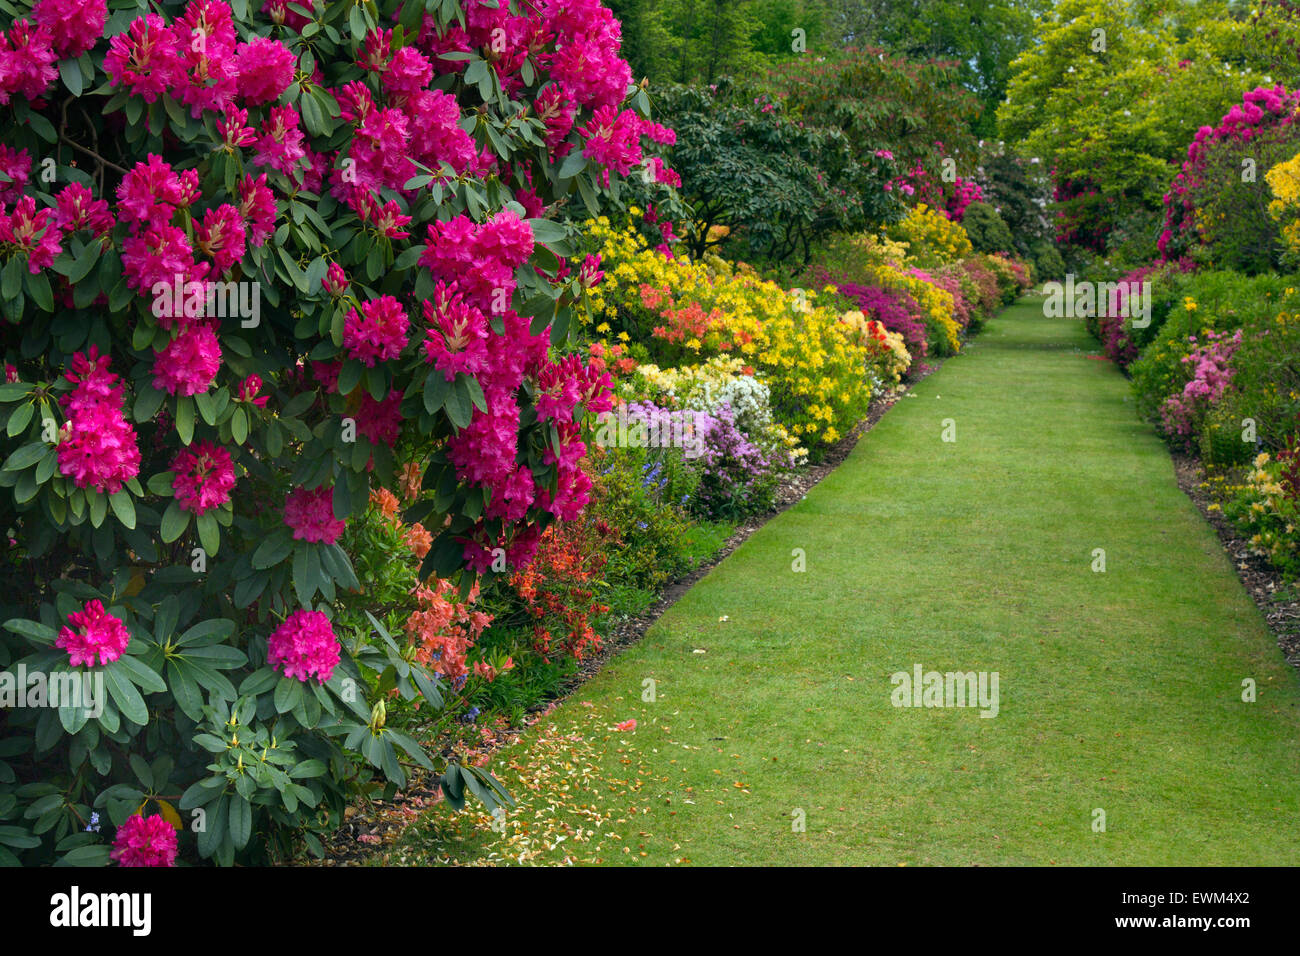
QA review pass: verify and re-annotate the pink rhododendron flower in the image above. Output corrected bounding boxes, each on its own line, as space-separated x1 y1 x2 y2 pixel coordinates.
171 441 236 514
33 0 107 58
236 373 268 407
0 144 31 206
57 347 140 494
283 485 345 543
337 79 376 124
111 814 178 867
55 182 113 234
579 106 643 185
267 609 340 683
253 104 306 175
57 599 131 667
0 21 59 103
338 107 412 194
217 105 257 149
153 322 221 396
237 173 276 247
104 14 181 103
122 224 209 298
354 389 403 447
351 192 412 239
0 196 61 272
534 355 583 424
321 261 349 296
343 295 409 366
422 283 489 381
116 154 188 232
194 203 246 273
235 35 295 105
382 45 433 99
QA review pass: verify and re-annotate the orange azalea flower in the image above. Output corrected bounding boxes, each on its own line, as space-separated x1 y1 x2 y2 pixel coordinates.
404 522 432 559
369 486 400 520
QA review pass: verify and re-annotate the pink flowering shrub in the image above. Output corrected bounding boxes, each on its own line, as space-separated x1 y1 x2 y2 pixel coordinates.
1159 86 1300 270
0 0 674 866
1158 329 1243 446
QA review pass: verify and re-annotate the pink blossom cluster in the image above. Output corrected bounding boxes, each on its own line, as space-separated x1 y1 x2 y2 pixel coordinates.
578 105 677 187
945 176 983 222
104 0 295 116
354 389 403 447
0 17 59 105
57 347 141 494
236 373 269 407
1159 329 1243 439
1159 86 1300 258
267 609 341 683
283 485 346 544
171 440 236 514
110 814 179 867
56 599 132 667
154 322 222 396
343 295 409 366
117 154 210 297
0 195 61 273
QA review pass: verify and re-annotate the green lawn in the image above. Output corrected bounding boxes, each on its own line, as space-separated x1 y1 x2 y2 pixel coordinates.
386 298 1300 866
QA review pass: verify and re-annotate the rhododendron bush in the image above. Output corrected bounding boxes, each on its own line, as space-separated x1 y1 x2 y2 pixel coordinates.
0 0 674 865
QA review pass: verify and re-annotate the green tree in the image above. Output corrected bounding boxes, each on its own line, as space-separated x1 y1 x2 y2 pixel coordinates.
999 0 1276 255
826 0 1047 136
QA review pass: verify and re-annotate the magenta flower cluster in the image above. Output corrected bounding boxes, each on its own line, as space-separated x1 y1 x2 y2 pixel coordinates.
1159 329 1243 441
56 599 132 667
110 814 179 867
283 486 346 545
267 609 341 683
171 440 236 515
57 347 142 494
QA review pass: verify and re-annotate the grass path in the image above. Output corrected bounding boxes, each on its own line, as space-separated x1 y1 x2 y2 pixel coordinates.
394 299 1300 866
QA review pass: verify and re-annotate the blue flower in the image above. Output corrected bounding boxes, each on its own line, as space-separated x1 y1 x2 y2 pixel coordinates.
637 521 648 530
85 812 100 833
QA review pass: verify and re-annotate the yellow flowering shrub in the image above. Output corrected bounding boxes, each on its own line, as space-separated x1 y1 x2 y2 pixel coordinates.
1217 452 1300 578
582 217 875 449
1266 150 1300 266
887 204 973 268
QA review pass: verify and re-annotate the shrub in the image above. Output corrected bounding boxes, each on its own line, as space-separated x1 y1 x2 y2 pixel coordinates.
887 204 973 268
653 82 902 264
961 201 1015 255
1129 272 1294 428
1219 450 1300 579
583 217 875 449
0 0 667 866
